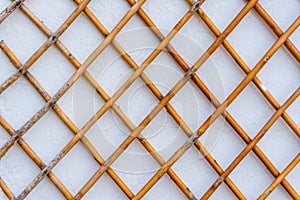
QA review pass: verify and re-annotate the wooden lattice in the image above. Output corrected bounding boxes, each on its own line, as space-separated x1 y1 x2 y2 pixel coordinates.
0 0 299 199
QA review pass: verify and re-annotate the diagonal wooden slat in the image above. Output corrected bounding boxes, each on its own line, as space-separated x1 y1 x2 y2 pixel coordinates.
17 4 201 199
258 153 300 200
0 0 91 95
9 2 194 199
0 0 146 161
69 0 245 198
203 87 300 199
251 1 300 63
0 0 24 24
133 14 299 200
15 2 196 198
0 114 73 199
74 1 259 199
182 0 300 197
1 1 149 199
126 0 299 198
190 1 300 139
0 0 298 199
0 177 15 199
0 41 133 199
0 0 93 159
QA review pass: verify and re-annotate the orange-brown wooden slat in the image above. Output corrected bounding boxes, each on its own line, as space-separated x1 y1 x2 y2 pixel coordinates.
76 0 260 199
0 177 16 199
0 0 91 95
251 1 300 63
12 1 153 199
64 5 201 200
258 153 300 200
0 0 298 199
0 114 73 199
0 39 135 198
71 0 246 198
0 0 92 158
133 12 299 200
0 0 24 24
183 0 300 197
203 87 300 199
127 0 300 198
9 3 137 198
19 1 197 198
2 1 195 199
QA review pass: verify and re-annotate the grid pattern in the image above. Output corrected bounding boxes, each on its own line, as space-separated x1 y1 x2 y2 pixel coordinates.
0 0 299 199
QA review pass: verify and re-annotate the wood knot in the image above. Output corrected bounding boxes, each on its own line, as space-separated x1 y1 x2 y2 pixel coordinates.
214 176 224 187
185 69 194 79
47 32 59 46
190 0 201 12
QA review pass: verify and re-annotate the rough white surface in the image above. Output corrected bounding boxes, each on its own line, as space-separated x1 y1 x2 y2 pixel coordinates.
0 0 299 199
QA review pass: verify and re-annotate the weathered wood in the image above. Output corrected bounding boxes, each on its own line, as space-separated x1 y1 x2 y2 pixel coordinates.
0 0 24 24
0 0 298 199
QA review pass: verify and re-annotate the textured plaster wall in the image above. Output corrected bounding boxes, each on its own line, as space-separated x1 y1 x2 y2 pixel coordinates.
0 0 299 199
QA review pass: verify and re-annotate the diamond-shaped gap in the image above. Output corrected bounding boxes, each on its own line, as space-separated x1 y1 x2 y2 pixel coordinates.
226 9 278 68
0 76 45 129
168 80 216 133
143 109 188 160
110 140 159 194
171 146 220 198
87 0 130 32
0 145 40 195
26 178 65 200
28 46 76 96
286 161 300 194
85 109 128 160
58 13 104 63
227 82 274 139
111 139 161 175
142 50 185 97
72 76 105 129
257 46 300 105
141 0 189 31
115 77 159 126
22 110 74 164
25 0 76 32
169 14 216 65
209 183 237 200
0 124 10 147
259 0 300 31
115 14 161 66
0 7 47 63
207 117 246 170
143 174 186 200
201 0 246 32
228 151 275 199
87 43 132 97
199 45 245 102
82 173 128 200
0 48 17 83
52 142 99 195
257 118 300 172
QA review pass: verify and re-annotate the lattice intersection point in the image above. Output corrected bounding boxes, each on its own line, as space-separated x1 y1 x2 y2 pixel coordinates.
0 0 299 199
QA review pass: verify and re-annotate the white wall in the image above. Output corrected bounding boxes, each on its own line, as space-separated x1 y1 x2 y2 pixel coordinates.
0 0 299 199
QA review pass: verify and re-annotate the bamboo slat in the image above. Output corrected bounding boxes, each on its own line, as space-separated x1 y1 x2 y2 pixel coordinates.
0 0 298 199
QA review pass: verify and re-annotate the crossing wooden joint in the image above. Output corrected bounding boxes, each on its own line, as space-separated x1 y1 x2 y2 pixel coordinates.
0 0 299 199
